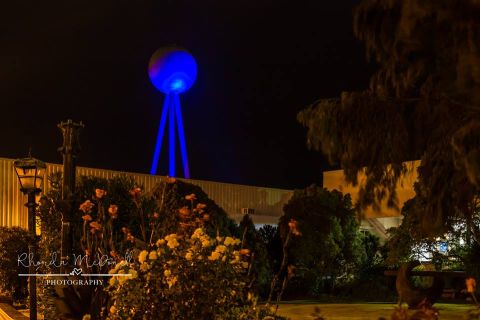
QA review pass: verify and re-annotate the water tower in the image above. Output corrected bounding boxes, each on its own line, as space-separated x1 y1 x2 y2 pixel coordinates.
148 47 197 178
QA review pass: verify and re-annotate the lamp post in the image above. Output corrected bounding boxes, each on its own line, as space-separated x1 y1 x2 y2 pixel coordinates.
13 156 46 320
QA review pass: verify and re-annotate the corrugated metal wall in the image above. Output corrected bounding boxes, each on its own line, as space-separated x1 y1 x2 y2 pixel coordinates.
0 157 293 229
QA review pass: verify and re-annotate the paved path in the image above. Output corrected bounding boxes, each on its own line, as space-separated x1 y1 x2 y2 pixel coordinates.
277 303 475 320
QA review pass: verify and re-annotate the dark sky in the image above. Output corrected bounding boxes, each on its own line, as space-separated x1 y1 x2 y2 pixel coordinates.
0 0 371 189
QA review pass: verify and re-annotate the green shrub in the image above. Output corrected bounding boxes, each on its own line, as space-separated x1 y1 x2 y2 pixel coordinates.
0 226 32 303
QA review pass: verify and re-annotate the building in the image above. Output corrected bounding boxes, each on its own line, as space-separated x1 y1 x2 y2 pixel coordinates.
0 157 418 239
0 157 292 228
323 161 420 240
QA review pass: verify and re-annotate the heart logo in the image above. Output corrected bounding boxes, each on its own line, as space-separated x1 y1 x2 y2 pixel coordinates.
69 268 83 276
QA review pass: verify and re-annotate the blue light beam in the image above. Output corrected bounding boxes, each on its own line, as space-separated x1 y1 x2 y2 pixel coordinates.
150 94 171 175
174 93 190 179
168 94 176 177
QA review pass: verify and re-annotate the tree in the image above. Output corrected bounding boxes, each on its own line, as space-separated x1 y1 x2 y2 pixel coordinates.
279 185 365 296
298 0 480 237
238 214 274 298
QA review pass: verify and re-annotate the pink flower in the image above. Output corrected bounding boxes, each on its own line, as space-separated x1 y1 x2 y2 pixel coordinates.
79 200 95 214
288 219 302 236
178 206 191 218
129 187 142 198
89 221 102 231
108 204 119 219
95 189 107 199
185 193 197 201
196 203 207 210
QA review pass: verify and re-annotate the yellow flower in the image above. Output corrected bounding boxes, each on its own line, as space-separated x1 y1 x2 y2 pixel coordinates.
156 239 165 246
224 237 235 246
242 261 249 269
140 263 150 272
165 233 176 240
167 276 177 288
208 251 221 261
222 255 227 262
167 238 179 249
138 250 148 264
128 269 138 279
201 239 211 248
216 236 224 242
185 252 193 260
215 245 227 253
164 269 171 277
109 305 116 314
192 228 204 239
117 270 127 285
108 277 117 286
149 251 158 260
82 315 91 320
109 260 127 274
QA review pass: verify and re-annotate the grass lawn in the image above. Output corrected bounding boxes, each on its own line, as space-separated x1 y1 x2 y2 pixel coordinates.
277 302 475 319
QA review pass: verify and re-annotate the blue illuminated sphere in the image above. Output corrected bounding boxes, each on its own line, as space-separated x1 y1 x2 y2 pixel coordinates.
148 47 197 94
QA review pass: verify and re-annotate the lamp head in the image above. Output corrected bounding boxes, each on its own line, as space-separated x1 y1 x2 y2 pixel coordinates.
13 156 46 194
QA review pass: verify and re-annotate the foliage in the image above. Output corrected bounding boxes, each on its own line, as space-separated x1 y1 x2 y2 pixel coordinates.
0 226 32 302
37 172 63 318
150 178 239 238
279 185 365 297
258 225 283 272
386 191 480 276
239 214 274 299
349 232 396 301
298 0 480 237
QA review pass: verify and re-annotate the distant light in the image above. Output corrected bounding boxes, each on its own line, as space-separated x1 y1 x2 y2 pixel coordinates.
169 78 186 92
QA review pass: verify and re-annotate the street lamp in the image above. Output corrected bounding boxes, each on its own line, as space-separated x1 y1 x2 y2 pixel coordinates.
14 156 46 320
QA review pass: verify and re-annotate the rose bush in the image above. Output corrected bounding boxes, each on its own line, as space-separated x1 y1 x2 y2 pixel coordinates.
106 228 280 319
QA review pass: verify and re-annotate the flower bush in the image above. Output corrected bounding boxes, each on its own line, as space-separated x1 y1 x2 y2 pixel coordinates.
106 228 265 320
37 175 283 319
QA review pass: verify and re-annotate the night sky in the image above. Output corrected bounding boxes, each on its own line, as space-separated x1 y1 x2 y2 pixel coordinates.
0 0 372 189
